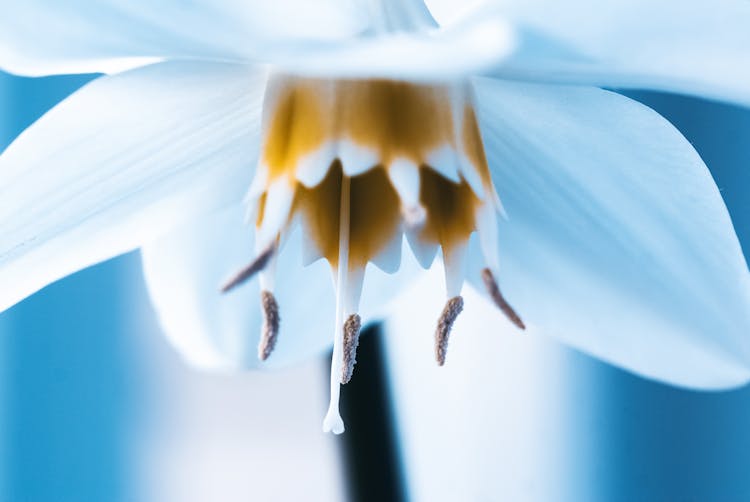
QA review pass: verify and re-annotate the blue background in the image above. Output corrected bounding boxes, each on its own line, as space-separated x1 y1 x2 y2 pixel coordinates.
0 74 143 502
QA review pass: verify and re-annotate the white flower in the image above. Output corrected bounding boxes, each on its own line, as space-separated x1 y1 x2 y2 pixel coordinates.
0 0 748 434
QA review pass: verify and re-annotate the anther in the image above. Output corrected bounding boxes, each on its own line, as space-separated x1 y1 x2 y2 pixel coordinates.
220 243 276 293
258 290 280 361
341 314 362 384
481 268 525 330
435 296 464 366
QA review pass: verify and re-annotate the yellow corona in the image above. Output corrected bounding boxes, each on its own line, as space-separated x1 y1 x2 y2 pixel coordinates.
223 75 523 433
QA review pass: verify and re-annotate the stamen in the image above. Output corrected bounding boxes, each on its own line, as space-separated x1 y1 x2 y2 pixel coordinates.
341 314 362 384
220 243 276 293
258 290 280 361
481 268 525 330
435 296 464 366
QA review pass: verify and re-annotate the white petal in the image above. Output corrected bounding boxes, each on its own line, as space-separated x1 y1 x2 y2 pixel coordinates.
369 233 404 275
295 142 337 188
471 78 750 389
425 145 461 183
338 140 379 177
406 231 439 269
141 207 332 370
366 0 438 32
0 0 365 76
0 61 265 313
273 12 516 81
0 0 514 82
387 158 421 203
141 206 422 370
484 0 750 106
255 178 295 249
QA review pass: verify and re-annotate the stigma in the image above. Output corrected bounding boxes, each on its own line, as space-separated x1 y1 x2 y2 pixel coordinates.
222 73 524 434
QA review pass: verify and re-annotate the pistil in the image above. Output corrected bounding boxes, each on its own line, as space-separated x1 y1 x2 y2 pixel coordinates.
323 174 351 435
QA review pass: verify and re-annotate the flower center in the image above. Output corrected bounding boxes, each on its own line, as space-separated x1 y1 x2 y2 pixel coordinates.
223 74 523 434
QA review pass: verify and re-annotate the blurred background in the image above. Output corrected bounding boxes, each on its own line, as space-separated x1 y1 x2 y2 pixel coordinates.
1 69 748 501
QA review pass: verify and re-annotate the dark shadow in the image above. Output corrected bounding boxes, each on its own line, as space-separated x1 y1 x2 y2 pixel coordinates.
335 324 407 502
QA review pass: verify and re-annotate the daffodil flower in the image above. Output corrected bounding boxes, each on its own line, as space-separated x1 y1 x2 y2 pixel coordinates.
1 0 748 434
